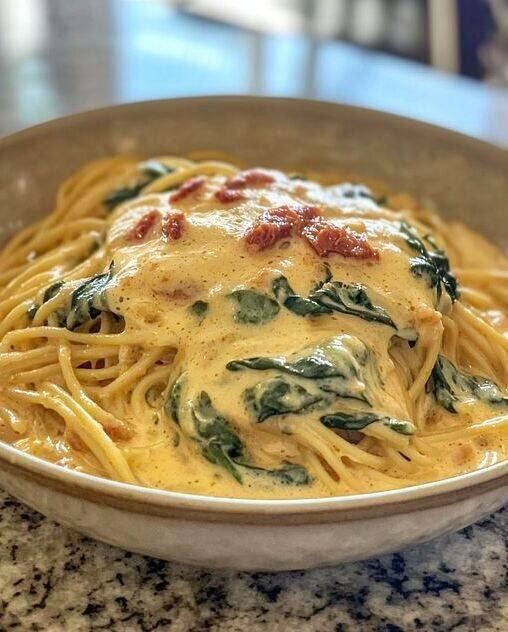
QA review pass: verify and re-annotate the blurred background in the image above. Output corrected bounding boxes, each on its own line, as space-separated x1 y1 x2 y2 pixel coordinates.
0 0 507 143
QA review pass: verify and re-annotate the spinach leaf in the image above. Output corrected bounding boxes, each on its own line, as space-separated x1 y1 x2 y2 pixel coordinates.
31 268 115 329
228 336 377 410
227 338 366 381
191 391 311 485
321 411 414 435
228 338 411 435
165 374 185 424
103 161 174 210
192 391 244 482
309 281 395 328
272 274 416 341
400 221 459 304
103 183 147 210
28 281 64 320
66 265 114 330
244 378 322 422
311 263 333 292
333 183 375 201
229 289 280 324
141 160 175 178
431 355 508 413
43 281 64 303
189 300 208 320
27 305 38 320
272 276 331 316
241 461 311 485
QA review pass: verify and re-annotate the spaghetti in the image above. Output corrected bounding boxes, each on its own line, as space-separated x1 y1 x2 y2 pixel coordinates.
0 155 506 499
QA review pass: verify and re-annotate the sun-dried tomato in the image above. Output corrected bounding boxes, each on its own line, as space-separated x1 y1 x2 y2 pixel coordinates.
302 223 379 260
244 205 319 250
126 209 160 241
214 188 244 204
169 176 205 203
162 211 186 240
244 203 379 260
227 168 276 189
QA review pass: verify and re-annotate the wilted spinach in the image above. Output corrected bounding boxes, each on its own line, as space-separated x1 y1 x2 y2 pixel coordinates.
192 391 244 482
229 289 280 324
272 274 416 341
165 374 185 424
228 336 379 422
321 411 414 435
399 221 459 304
244 378 322 422
103 160 175 210
29 268 116 330
65 265 115 330
332 183 375 202
241 461 311 485
28 281 65 320
311 282 395 327
227 336 369 382
189 300 208 320
272 276 330 316
191 391 310 485
430 355 508 413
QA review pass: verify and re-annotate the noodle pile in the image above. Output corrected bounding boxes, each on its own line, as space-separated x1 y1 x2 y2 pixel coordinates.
0 155 506 499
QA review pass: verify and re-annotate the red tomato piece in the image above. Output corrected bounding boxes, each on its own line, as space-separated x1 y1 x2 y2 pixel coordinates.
244 221 292 250
126 210 160 241
214 188 244 203
162 211 186 240
302 223 379 260
169 176 205 203
227 168 275 189
244 205 321 250
243 203 378 260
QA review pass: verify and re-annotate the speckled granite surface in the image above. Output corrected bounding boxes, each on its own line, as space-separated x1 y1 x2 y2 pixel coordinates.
0 492 505 632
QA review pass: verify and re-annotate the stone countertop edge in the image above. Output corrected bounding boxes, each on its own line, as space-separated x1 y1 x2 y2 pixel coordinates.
0 491 505 631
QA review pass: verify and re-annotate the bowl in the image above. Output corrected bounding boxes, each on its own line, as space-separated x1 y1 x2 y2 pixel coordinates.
0 97 506 571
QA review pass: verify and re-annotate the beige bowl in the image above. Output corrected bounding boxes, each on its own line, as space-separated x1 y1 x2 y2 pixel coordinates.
0 97 506 571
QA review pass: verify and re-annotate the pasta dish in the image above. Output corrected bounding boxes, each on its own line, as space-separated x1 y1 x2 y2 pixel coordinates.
0 155 506 498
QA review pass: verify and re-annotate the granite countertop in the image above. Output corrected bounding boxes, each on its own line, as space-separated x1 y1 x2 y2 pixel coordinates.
0 492 505 631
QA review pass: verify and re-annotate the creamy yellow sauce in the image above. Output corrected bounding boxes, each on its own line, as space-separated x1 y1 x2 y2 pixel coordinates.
99 169 505 496
1 158 507 498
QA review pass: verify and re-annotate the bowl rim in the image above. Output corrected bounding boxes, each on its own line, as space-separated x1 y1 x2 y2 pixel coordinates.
1 440 507 522
1 94 507 157
0 95 507 524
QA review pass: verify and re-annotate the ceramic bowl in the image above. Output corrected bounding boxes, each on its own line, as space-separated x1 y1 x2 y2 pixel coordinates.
0 97 506 571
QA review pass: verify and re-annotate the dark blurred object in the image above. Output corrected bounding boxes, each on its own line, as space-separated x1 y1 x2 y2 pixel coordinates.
181 0 507 82
481 0 508 86
457 0 496 78
181 0 430 62
303 0 429 63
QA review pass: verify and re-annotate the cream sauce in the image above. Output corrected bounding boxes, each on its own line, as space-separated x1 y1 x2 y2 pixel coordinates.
97 170 505 497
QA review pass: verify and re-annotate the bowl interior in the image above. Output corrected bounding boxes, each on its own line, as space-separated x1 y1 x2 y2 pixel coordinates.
0 97 507 248
0 96 507 513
